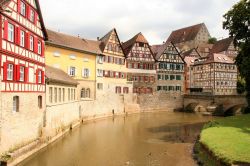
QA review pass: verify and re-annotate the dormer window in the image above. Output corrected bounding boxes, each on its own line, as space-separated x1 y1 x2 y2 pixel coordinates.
20 1 26 16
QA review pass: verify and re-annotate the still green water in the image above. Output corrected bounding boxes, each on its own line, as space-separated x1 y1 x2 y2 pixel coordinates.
20 112 213 166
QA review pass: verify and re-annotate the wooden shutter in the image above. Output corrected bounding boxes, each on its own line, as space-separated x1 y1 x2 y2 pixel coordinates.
16 65 21 81
4 20 8 40
26 32 30 49
34 37 38 53
34 11 38 25
25 67 29 82
26 5 30 20
41 71 45 84
15 26 20 45
17 0 21 13
3 63 8 80
41 41 44 57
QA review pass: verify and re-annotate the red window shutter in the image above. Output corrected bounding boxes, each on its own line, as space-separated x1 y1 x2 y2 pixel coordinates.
34 37 38 53
15 26 20 45
26 32 30 49
41 41 45 57
41 71 45 84
119 72 121 78
108 71 110 77
26 5 30 19
126 62 128 68
34 12 38 25
132 63 134 68
137 63 140 69
17 0 21 13
16 65 21 81
4 20 8 40
3 63 8 81
25 67 29 82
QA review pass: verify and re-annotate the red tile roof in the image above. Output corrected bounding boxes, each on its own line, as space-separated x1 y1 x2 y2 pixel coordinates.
46 29 101 54
122 32 151 56
167 23 205 44
194 53 234 65
210 37 234 53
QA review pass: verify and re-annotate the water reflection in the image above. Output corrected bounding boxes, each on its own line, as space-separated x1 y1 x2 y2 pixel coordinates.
20 112 213 166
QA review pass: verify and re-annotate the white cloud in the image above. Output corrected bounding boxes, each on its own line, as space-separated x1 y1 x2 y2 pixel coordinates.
40 0 239 44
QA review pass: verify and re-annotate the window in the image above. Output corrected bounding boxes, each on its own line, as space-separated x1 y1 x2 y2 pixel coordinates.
20 1 26 16
69 67 76 76
7 63 14 81
176 75 181 80
71 89 73 100
8 23 14 42
38 70 42 83
97 56 104 64
83 68 90 78
81 88 85 98
86 88 90 98
38 96 42 109
97 83 103 90
62 88 65 102
68 88 70 101
59 88 61 102
29 35 34 51
20 30 25 47
115 86 121 94
54 88 57 103
38 41 42 55
30 10 35 22
49 87 53 103
13 96 19 112
19 66 25 82
170 75 175 80
123 87 129 94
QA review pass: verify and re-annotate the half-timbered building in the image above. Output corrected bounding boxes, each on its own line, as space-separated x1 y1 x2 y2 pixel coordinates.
192 53 237 95
210 37 238 60
0 0 47 153
182 48 201 93
97 29 132 97
152 42 185 94
122 32 156 94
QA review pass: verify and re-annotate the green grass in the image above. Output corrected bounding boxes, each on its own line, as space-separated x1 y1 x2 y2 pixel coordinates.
200 114 250 165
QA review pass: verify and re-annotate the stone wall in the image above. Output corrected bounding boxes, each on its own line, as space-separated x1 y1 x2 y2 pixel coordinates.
138 92 183 111
0 93 45 154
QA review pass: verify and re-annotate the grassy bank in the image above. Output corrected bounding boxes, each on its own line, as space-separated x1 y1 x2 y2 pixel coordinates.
199 114 250 165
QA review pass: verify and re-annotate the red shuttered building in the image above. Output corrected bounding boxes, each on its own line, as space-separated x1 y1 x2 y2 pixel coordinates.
0 0 47 153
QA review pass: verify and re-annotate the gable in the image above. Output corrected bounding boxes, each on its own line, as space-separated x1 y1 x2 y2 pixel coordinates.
103 30 124 57
127 42 155 62
158 43 183 63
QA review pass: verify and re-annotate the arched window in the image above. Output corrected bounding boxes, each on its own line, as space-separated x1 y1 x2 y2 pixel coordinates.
13 96 19 112
81 88 85 98
86 88 90 98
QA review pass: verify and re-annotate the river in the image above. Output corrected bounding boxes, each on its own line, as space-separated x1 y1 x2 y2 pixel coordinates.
20 112 214 166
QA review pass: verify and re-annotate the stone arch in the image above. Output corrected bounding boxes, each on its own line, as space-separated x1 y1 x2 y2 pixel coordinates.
185 103 199 113
224 104 246 116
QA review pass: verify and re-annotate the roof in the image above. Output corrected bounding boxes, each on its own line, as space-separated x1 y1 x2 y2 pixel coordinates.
0 0 47 40
151 42 182 61
46 29 101 54
122 32 151 56
182 48 201 59
151 44 162 55
210 37 234 53
99 28 125 55
167 23 205 44
46 66 78 86
194 53 234 65
184 56 198 66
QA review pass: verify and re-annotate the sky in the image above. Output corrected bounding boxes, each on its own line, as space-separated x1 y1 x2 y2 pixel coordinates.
40 0 239 45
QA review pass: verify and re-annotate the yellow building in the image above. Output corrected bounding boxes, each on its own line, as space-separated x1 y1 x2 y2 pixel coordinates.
45 29 101 100
96 29 132 98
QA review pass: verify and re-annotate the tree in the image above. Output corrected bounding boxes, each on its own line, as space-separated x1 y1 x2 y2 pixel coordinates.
223 0 250 112
208 37 217 44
